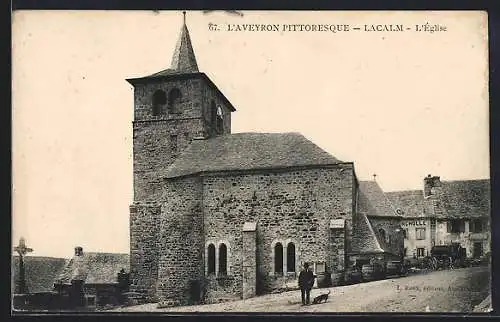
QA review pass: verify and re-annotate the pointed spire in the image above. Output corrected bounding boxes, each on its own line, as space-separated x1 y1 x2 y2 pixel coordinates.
170 11 199 73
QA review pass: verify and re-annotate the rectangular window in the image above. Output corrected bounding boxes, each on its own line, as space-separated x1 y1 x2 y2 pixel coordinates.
449 220 465 233
471 219 483 233
473 242 483 258
86 296 96 306
416 228 426 240
417 248 425 257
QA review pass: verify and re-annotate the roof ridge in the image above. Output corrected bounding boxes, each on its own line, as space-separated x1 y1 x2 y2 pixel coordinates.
442 179 490 184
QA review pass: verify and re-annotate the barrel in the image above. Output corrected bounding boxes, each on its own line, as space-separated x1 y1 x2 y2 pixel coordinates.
316 272 331 288
331 271 344 286
345 267 362 285
361 264 376 282
386 261 400 277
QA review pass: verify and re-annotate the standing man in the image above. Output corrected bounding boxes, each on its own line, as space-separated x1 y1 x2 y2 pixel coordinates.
298 262 315 305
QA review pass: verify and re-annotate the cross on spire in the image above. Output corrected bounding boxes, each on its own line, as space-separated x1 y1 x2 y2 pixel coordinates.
373 174 377 181
183 11 186 25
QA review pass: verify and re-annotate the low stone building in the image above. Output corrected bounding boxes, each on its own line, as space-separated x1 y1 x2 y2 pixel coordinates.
386 175 490 259
54 247 130 308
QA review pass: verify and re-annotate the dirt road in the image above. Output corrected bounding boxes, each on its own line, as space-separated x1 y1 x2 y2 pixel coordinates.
115 266 490 313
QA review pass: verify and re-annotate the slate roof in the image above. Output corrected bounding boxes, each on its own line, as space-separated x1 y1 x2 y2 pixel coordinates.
350 212 384 255
56 252 129 285
169 22 199 73
385 190 432 218
164 132 342 178
437 180 490 219
143 18 198 77
385 179 490 219
358 181 398 217
11 256 68 293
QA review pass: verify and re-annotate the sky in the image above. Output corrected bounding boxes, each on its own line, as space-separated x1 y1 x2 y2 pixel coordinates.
12 11 489 258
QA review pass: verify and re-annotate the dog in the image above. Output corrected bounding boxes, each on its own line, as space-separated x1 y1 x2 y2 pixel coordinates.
311 289 331 304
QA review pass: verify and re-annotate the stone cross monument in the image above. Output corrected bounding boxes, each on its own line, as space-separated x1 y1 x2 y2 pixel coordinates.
13 237 33 294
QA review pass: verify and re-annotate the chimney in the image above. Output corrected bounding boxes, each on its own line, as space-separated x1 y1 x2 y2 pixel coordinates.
424 174 441 197
74 246 83 256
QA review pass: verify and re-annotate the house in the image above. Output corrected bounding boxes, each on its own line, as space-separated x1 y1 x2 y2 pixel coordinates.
54 247 130 308
386 175 490 259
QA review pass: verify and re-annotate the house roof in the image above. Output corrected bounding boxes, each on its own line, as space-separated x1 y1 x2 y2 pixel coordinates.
56 252 129 285
11 256 68 293
350 212 384 255
437 180 490 219
358 181 397 217
385 179 490 219
164 132 342 179
385 190 431 218
142 20 198 76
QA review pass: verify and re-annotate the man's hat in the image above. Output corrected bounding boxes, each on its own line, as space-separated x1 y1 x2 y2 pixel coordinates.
303 262 309 268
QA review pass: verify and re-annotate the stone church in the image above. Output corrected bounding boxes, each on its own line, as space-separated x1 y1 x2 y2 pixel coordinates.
127 16 404 307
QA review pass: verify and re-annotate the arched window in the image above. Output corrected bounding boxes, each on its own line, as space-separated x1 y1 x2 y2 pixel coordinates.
216 106 224 134
210 101 217 128
152 90 166 116
168 88 182 114
379 229 386 244
287 243 296 272
274 243 283 274
219 243 227 275
207 244 216 275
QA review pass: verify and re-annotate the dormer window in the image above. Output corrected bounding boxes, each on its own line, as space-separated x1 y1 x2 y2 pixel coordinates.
152 90 167 116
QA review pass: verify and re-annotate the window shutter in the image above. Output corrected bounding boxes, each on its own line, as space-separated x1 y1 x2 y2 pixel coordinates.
447 221 451 233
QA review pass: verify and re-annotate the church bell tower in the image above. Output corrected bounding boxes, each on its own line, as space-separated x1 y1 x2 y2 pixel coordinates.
126 12 236 202
127 12 236 298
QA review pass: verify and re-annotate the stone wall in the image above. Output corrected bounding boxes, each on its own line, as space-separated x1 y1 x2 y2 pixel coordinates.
436 219 491 258
369 216 404 258
202 164 355 299
156 177 204 306
132 76 232 202
129 202 161 299
133 79 204 120
201 81 232 137
327 227 346 273
242 226 256 299
133 118 205 201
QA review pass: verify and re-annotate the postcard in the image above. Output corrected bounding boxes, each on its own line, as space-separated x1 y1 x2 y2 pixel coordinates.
11 10 491 313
